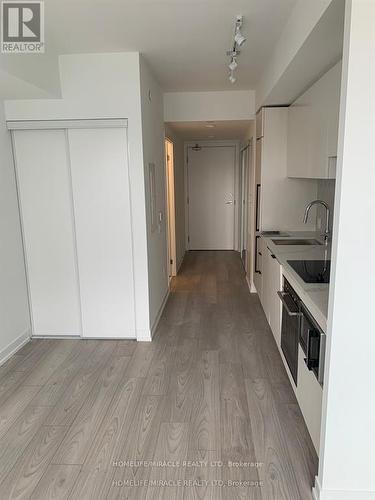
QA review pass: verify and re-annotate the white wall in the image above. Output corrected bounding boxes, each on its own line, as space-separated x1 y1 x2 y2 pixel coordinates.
256 0 333 108
165 125 185 271
0 104 30 362
0 70 54 363
164 90 255 122
5 52 154 341
315 1 375 498
139 57 169 333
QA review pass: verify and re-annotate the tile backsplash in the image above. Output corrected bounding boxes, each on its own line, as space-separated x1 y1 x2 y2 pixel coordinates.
316 179 336 232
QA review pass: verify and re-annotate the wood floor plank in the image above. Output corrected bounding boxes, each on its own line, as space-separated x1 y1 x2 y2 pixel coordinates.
144 422 189 500
190 350 220 451
276 402 318 500
116 340 137 357
0 426 67 499
0 341 54 407
0 384 41 440
52 355 130 465
162 339 198 423
68 377 144 499
125 343 158 378
0 405 52 484
219 363 255 459
30 340 99 407
44 341 116 426
183 449 222 500
244 378 301 500
142 344 175 396
23 340 78 387
108 395 165 500
30 464 81 500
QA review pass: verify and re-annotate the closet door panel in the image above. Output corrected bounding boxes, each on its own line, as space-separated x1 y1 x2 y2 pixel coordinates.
68 128 135 338
13 130 81 336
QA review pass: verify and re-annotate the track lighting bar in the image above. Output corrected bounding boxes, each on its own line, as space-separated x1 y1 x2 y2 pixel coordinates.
227 15 246 84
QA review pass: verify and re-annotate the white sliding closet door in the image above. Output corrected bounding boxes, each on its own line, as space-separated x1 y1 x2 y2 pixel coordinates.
68 127 135 338
13 130 82 336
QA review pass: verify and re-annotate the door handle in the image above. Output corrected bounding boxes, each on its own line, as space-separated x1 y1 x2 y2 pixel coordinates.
277 292 302 317
225 200 234 205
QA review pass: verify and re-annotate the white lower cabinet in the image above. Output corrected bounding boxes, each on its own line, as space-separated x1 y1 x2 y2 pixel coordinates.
259 239 282 344
296 346 323 453
256 241 323 454
268 251 282 345
253 235 263 297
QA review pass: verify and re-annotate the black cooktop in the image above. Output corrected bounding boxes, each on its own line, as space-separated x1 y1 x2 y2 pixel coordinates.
287 260 331 283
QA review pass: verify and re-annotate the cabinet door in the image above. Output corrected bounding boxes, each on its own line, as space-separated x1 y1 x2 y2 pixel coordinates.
68 127 135 338
13 129 81 336
287 102 311 178
288 62 341 179
253 235 263 297
254 138 262 231
269 253 282 345
260 239 269 314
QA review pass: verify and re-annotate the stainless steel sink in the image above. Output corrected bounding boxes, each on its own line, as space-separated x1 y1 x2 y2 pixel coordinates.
271 238 322 246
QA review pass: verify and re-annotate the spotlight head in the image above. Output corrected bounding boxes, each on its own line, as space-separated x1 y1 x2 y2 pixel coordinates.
235 29 246 47
228 58 238 71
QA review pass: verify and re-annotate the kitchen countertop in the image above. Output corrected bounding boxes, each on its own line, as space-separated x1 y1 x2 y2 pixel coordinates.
262 232 330 332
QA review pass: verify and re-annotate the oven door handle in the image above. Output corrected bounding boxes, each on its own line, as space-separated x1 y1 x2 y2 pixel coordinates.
277 291 302 317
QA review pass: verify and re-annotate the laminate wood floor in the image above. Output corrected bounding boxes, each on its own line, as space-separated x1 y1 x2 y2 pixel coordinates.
0 251 318 499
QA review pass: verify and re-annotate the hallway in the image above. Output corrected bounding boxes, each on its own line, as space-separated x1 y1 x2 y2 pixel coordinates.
0 251 317 499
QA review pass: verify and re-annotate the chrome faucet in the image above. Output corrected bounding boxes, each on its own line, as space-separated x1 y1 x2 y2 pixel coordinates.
303 200 331 242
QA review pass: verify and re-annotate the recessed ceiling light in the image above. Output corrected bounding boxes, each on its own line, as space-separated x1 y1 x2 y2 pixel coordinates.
205 122 216 128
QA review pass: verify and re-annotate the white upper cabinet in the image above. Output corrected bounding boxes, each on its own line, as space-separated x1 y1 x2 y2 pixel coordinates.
287 62 342 179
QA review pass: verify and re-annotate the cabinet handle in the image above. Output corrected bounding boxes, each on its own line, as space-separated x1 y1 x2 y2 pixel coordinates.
277 291 302 317
255 236 261 274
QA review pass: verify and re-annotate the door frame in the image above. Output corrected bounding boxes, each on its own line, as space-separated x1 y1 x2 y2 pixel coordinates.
184 140 240 251
164 137 177 279
239 142 250 271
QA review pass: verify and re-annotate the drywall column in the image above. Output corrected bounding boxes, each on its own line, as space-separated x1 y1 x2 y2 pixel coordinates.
315 1 375 499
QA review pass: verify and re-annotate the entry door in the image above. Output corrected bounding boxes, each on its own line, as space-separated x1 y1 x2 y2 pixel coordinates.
188 146 235 250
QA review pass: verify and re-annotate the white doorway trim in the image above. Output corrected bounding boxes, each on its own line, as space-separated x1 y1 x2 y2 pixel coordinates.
164 138 177 279
184 140 240 251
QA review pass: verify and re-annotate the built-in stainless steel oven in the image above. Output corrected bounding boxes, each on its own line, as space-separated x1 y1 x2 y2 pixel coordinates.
278 278 301 385
299 304 326 385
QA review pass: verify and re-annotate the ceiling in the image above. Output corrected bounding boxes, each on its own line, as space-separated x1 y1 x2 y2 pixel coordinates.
0 0 298 93
167 120 252 140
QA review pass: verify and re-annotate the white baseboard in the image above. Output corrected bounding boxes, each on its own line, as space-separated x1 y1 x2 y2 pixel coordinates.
313 477 375 500
136 329 153 342
313 477 321 500
246 274 257 294
0 328 31 367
